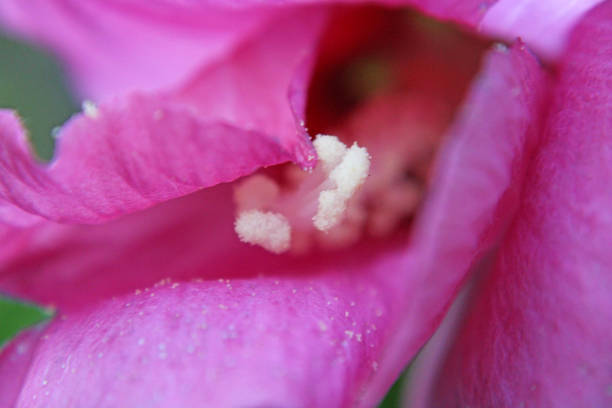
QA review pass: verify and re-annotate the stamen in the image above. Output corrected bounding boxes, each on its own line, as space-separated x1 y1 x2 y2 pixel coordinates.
234 210 291 254
233 134 370 254
232 92 439 255
314 142 370 231
312 135 348 172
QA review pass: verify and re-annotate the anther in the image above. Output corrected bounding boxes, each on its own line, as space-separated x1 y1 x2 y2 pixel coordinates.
233 134 370 254
234 210 291 254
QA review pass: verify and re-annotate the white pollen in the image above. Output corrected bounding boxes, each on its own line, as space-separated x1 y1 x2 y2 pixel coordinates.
232 134 371 253
313 190 347 231
234 210 291 253
313 141 370 231
313 134 348 172
329 143 371 197
82 100 99 119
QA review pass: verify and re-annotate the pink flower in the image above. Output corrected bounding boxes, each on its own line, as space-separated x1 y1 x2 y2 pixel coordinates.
0 1 609 407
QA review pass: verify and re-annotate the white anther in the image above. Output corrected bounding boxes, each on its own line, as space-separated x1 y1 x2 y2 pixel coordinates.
313 134 348 172
330 143 371 197
233 135 371 253
314 141 370 231
234 210 291 254
314 190 347 231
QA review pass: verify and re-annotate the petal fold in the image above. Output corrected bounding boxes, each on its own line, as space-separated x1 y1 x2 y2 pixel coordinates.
0 0 283 101
362 42 548 402
0 102 289 224
405 2 612 406
0 9 324 224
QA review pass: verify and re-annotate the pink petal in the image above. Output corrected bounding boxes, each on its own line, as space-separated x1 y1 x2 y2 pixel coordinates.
0 185 254 309
0 0 285 101
5 246 413 407
0 6 552 405
0 103 288 224
0 34 547 408
0 10 324 225
405 2 612 406
362 42 548 401
480 0 605 60
0 1 494 102
0 182 415 406
0 327 46 407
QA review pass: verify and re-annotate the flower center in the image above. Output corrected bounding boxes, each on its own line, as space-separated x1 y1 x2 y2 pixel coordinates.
234 135 370 254
233 91 441 254
233 6 488 254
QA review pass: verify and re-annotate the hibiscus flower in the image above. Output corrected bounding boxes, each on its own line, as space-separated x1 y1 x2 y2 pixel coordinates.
0 1 609 407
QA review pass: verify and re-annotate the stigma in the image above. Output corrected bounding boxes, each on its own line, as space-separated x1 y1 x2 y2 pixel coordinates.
233 135 370 254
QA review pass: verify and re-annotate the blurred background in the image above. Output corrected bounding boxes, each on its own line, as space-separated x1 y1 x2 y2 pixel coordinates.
0 32 74 346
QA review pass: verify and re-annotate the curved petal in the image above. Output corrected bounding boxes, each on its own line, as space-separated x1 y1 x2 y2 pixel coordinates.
4 242 413 407
0 185 255 309
361 42 548 402
0 0 496 101
405 2 612 406
0 0 285 101
0 327 46 407
0 9 324 225
0 39 547 408
0 103 289 225
480 0 605 61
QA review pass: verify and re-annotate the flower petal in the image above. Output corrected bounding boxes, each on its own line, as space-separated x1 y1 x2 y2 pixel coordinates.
0 8 551 406
405 2 612 406
0 0 284 100
0 103 289 225
0 0 496 104
0 9 324 225
0 185 248 309
4 245 412 407
480 0 605 61
0 38 547 408
361 42 548 401
0 327 46 407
